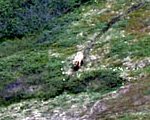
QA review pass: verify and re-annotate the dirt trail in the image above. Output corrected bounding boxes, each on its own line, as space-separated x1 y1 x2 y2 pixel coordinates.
83 1 146 61
64 1 146 76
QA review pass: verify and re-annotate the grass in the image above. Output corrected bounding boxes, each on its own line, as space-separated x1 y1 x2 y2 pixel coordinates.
0 0 149 110
0 1 110 106
0 1 150 120
108 35 150 59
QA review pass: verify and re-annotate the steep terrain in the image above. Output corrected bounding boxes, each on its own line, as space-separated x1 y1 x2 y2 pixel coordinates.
0 0 150 120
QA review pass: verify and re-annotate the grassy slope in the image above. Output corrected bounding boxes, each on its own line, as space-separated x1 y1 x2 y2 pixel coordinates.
0 0 150 119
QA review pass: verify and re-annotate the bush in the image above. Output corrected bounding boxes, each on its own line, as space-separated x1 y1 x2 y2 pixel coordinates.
65 69 123 93
0 0 91 39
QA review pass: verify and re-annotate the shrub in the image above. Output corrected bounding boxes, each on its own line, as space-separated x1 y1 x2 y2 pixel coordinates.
65 69 123 93
0 0 91 39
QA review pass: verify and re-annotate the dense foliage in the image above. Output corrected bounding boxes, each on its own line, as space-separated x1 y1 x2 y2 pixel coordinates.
0 68 123 106
0 0 90 39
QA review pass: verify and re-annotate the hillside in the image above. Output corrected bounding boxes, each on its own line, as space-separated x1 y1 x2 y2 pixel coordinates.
0 0 150 120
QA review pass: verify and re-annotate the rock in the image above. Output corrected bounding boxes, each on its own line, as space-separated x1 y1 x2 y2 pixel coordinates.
90 101 107 115
118 85 131 94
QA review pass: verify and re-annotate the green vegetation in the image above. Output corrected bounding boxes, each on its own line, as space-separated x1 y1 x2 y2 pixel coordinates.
108 35 150 59
0 0 91 39
0 1 150 120
66 69 123 93
0 0 112 107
